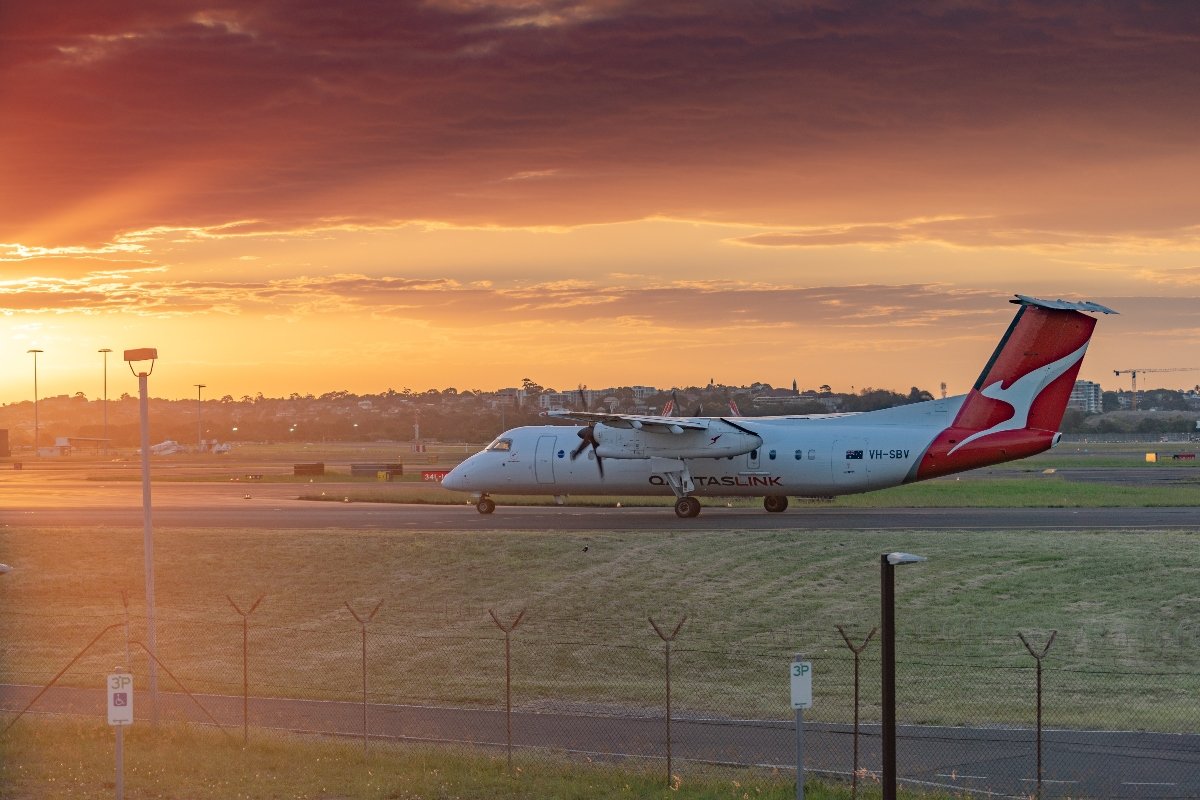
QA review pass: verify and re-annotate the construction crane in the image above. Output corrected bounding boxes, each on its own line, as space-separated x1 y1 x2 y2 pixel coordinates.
1112 367 1200 410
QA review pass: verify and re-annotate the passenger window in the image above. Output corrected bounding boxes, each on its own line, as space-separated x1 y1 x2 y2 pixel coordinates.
794 449 803 460
807 449 816 460
768 449 776 460
750 449 758 459
486 437 513 452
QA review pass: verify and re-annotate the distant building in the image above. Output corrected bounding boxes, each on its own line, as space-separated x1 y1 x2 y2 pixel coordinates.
538 392 573 411
1068 380 1103 413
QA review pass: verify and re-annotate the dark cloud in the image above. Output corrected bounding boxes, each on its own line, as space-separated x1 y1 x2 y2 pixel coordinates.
0 272 1008 331
3 1 1199 245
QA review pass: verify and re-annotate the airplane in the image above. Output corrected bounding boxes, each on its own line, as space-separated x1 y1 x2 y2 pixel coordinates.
441 295 1116 517
140 439 184 456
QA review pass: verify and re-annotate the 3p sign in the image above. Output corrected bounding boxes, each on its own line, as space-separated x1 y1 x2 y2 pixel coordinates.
107 672 133 726
790 660 813 709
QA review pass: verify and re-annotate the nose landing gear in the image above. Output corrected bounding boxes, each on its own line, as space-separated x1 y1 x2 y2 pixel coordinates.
475 495 496 514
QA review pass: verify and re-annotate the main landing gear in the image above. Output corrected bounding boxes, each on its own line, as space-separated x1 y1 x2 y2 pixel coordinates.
674 496 701 518
475 495 496 514
763 495 789 513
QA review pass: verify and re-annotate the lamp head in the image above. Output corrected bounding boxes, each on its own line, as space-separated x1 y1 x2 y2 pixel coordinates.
124 347 158 376
886 552 928 566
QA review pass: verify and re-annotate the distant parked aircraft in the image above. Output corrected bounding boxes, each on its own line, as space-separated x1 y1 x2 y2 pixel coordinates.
141 440 184 456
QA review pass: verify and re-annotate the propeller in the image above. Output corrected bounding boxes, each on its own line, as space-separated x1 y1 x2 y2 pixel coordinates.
570 424 604 477
571 383 604 477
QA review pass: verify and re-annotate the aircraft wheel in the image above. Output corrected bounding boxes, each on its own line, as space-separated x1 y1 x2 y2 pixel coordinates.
674 497 701 518
764 495 789 513
476 497 496 515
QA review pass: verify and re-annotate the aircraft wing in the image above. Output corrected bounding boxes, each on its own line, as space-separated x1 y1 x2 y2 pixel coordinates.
545 410 710 432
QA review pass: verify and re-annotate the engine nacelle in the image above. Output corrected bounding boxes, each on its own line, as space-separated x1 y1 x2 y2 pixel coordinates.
593 422 762 460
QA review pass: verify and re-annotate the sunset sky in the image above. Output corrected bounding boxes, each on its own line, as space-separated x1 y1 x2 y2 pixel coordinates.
3 1 1198 404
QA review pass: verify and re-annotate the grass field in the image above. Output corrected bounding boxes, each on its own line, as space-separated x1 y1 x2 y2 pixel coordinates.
0 717 935 800
2 525 1197 731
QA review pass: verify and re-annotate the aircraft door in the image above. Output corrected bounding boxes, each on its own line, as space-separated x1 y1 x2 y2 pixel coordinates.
534 435 557 484
833 438 869 491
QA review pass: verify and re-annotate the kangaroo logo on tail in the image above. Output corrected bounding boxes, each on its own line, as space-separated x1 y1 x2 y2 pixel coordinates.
948 341 1089 455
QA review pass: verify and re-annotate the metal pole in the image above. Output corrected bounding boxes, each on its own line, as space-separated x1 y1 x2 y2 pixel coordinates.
793 653 805 800
649 616 686 788
243 613 249 742
346 600 382 756
195 384 206 452
361 623 367 753
666 638 672 780
120 591 132 671
100 349 111 454
1019 631 1057 800
881 555 896 800
489 608 526 775
228 595 264 746
27 349 41 456
115 724 124 800
837 625 877 800
139 371 159 723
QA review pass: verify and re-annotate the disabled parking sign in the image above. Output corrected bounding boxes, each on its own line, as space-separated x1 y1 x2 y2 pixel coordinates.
107 672 133 726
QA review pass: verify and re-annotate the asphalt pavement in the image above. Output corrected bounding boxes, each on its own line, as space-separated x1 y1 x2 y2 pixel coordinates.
3 683 1197 799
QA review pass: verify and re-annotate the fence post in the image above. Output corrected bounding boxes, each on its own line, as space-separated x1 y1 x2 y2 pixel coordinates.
346 600 383 756
649 615 687 787
837 624 878 800
489 607 527 774
227 595 265 745
1018 630 1057 799
119 590 132 670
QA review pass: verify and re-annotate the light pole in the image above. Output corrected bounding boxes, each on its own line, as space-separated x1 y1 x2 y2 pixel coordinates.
27 349 42 455
194 384 206 452
881 552 927 800
99 349 112 454
125 347 160 722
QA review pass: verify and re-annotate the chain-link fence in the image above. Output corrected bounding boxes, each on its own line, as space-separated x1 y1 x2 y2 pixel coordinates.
2 592 1197 798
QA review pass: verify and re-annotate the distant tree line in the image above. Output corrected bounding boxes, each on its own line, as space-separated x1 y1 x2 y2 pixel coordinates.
0 384 1193 449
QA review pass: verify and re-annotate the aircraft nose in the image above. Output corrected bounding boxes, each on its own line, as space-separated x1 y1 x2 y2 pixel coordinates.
441 464 467 491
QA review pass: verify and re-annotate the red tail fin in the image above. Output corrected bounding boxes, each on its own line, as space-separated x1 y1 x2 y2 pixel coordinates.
914 296 1116 479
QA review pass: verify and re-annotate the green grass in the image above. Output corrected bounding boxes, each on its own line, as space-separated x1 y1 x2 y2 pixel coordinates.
3 717 909 800
2 526 1197 731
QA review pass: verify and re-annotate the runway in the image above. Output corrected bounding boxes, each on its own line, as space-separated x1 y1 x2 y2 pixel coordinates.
3 480 1198 531
5 460 1198 531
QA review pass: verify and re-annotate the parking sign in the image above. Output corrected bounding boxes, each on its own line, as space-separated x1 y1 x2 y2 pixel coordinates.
107 672 133 726
790 660 813 709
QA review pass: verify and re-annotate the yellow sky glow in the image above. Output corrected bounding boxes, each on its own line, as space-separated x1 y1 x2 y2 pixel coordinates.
2 2 1198 403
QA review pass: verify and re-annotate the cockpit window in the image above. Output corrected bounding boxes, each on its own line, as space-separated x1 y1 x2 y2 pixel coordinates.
486 437 513 452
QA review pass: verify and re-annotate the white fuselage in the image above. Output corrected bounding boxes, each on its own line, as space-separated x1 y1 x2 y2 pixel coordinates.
442 396 987 499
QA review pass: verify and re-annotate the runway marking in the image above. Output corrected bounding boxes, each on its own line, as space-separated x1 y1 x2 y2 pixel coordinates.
1021 778 1078 784
1122 782 1177 787
935 773 989 780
